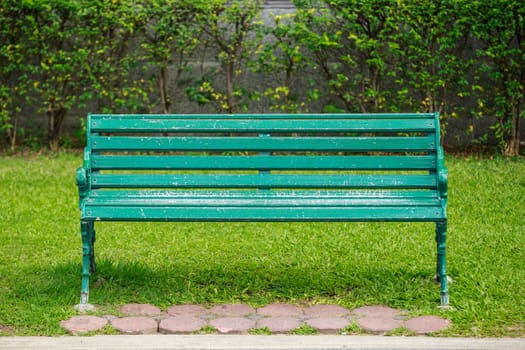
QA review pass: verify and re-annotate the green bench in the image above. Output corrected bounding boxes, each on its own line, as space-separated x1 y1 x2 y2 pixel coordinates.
76 113 449 307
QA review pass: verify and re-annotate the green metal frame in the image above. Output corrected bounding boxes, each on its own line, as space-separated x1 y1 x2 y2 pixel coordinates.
434 112 449 306
76 113 449 307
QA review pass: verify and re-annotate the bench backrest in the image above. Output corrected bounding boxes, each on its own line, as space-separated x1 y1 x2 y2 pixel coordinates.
81 113 446 199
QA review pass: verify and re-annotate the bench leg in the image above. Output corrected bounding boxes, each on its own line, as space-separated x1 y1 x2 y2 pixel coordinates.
79 221 94 305
88 221 97 274
436 220 449 306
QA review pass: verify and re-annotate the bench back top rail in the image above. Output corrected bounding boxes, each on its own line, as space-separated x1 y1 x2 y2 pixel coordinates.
80 113 445 194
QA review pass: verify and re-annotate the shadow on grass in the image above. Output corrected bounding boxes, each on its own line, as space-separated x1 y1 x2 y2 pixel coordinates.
22 257 440 308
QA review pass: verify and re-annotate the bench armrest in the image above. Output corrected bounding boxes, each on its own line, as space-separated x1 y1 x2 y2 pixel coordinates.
437 146 448 205
76 167 89 209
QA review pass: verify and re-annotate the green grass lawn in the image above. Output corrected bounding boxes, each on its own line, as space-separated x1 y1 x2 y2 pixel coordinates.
0 152 523 336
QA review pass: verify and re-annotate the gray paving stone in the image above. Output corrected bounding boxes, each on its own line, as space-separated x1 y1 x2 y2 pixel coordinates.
111 317 158 335
119 303 161 316
257 317 302 334
404 315 451 334
166 304 208 317
210 317 256 334
257 303 303 317
246 313 266 321
306 317 351 334
304 304 350 318
357 316 403 334
353 305 400 318
60 316 108 335
210 304 255 317
102 315 119 322
0 324 14 334
158 316 207 334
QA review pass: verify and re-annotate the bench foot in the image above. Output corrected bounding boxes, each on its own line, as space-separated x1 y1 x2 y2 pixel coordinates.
440 292 450 306
74 302 96 313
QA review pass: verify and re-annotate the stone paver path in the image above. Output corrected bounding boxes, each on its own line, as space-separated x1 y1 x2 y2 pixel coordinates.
61 303 451 336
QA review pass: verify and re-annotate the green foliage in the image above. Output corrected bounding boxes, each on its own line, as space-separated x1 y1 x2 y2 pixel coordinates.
0 1 523 153
290 323 317 335
12 0 92 149
76 0 151 114
0 87 14 146
197 0 264 113
254 12 319 112
292 0 401 112
140 0 206 114
0 0 30 151
465 0 525 156
394 2 469 106
0 0 149 150
391 0 473 140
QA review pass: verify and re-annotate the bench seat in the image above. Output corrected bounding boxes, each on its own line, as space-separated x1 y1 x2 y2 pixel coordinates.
82 190 444 221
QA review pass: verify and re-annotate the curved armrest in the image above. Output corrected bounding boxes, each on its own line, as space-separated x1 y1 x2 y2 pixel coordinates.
437 147 448 204
438 168 448 199
76 167 89 209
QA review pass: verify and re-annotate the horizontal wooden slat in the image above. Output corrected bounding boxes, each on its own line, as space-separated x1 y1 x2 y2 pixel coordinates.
90 189 440 199
91 135 436 152
91 155 436 171
90 174 437 189
81 205 445 222
90 118 435 134
85 191 441 206
90 113 436 120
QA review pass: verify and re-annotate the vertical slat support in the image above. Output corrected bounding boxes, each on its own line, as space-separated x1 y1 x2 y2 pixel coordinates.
258 133 271 191
436 220 449 306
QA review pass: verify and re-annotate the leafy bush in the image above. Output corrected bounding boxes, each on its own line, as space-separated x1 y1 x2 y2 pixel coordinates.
0 0 523 155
